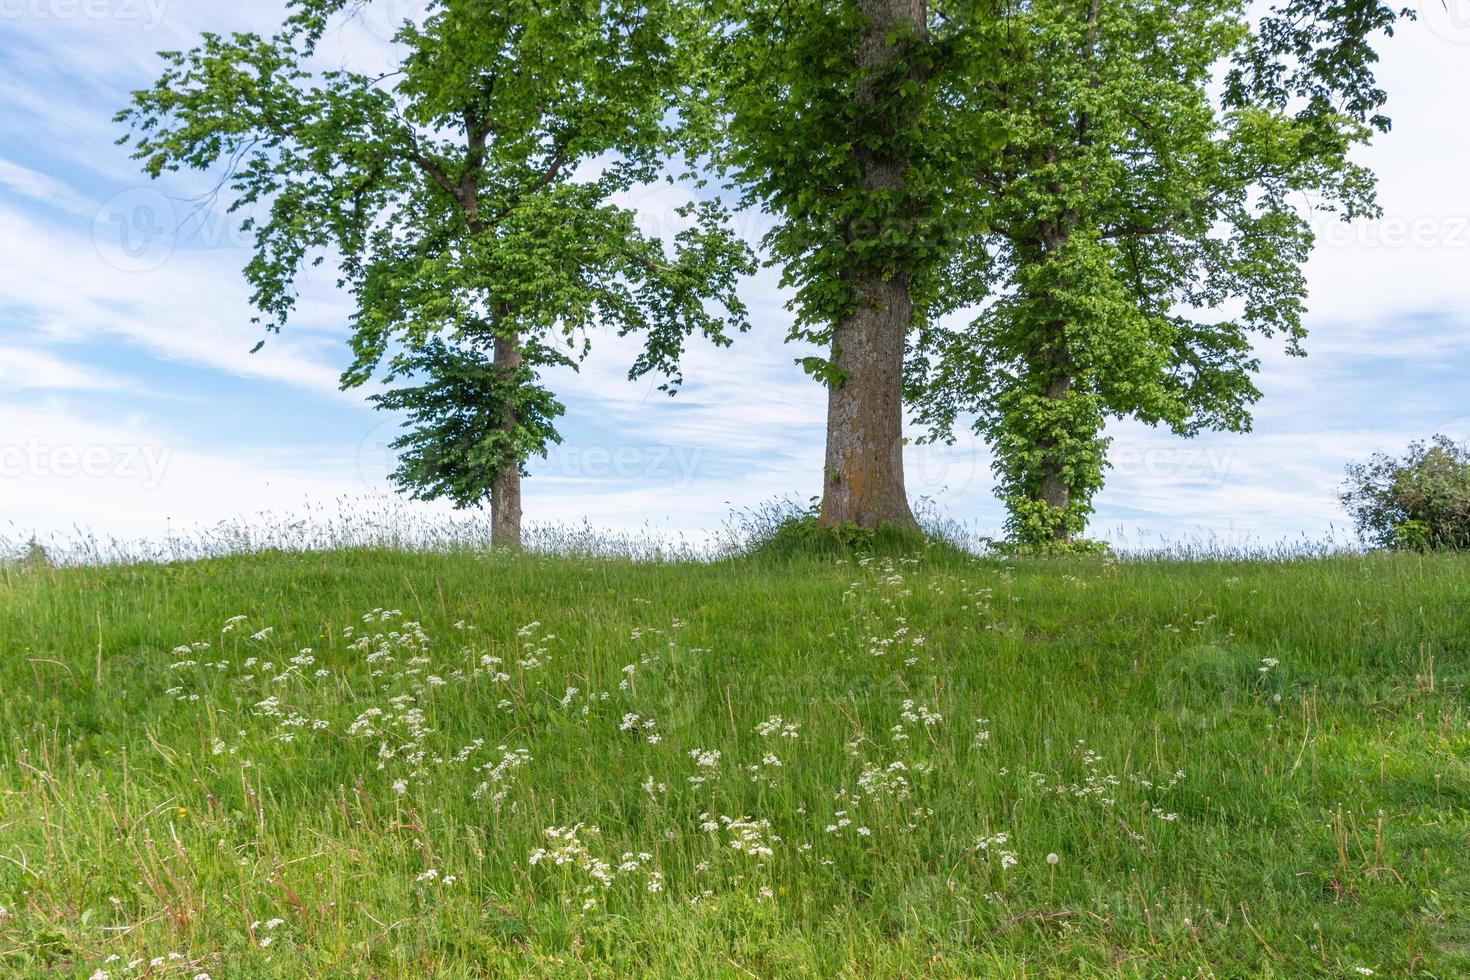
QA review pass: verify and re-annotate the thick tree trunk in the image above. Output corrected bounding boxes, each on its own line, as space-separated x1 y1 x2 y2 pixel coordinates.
818 0 925 530
491 331 523 550
820 274 918 528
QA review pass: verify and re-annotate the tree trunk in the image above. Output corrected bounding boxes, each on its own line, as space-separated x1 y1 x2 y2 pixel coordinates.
1037 369 1074 545
820 274 918 528
491 331 523 550
1027 0 1096 547
818 0 925 530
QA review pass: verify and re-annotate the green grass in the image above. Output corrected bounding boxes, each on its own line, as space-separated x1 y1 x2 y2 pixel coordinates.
1 545 1467 977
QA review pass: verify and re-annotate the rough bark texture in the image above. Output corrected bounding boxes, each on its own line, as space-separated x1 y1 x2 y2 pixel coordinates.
491 331 523 550
818 0 925 530
820 273 918 529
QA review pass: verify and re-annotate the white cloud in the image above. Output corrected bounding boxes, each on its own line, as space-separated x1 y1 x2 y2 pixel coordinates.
0 158 92 215
2 0 1468 551
0 345 121 390
0 202 351 393
1298 19 1470 328
0 400 353 542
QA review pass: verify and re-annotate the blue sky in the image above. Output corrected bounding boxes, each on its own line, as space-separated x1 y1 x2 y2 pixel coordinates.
2 1 1469 552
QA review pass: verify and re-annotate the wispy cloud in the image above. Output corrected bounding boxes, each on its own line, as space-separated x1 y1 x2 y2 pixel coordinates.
0 158 93 215
1 1 1468 549
0 345 123 390
0 202 350 392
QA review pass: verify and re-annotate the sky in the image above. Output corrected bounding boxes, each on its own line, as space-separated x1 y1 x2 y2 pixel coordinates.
1 0 1469 555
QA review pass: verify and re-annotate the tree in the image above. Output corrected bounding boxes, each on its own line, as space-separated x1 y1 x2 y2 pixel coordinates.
117 0 753 547
364 336 565 525
711 0 993 529
1342 437 1470 551
713 0 1401 538
906 0 1405 548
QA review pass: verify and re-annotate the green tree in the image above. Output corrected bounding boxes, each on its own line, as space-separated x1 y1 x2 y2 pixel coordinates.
713 0 1401 538
711 0 993 530
117 0 753 547
907 0 1403 548
1342 437 1470 551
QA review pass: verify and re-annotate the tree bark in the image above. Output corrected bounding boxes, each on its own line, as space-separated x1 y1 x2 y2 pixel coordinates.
818 0 925 530
820 273 918 529
491 330 523 550
1037 368 1074 545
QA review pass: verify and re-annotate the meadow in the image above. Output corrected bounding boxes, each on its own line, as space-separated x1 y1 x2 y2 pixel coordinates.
0 539 1467 977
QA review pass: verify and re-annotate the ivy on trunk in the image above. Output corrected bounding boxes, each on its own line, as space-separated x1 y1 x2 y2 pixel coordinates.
906 0 1404 549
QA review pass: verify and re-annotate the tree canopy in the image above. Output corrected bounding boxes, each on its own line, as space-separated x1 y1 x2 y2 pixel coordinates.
118 0 753 545
118 0 1410 545
905 0 1403 547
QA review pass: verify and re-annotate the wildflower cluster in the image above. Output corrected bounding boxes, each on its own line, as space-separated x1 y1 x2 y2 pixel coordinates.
700 813 779 859
1025 740 1187 832
975 832 1019 869
528 825 662 909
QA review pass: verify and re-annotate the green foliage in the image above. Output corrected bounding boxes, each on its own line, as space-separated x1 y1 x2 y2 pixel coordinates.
1226 0 1410 135
112 0 1410 545
705 0 1401 547
709 0 993 377
1342 436 1470 551
727 497 973 561
907 0 1399 549
743 513 939 562
368 338 565 507
117 0 754 501
990 532 1112 559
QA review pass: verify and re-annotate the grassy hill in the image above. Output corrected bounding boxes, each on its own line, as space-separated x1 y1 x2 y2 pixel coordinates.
1 545 1467 977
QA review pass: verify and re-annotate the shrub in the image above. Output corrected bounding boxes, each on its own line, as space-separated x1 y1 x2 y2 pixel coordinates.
1341 436 1470 551
725 497 975 561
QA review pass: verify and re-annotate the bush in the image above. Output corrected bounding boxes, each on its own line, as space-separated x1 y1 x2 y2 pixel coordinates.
725 496 975 562
1341 436 1470 551
991 535 1113 558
